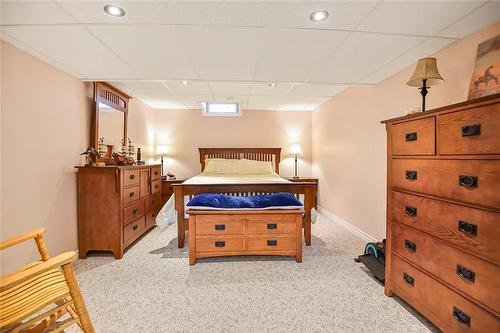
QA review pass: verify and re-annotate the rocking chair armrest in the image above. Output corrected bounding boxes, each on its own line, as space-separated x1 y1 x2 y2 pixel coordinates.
0 251 76 291
0 228 46 250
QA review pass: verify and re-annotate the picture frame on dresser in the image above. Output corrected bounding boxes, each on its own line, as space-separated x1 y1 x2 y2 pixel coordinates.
382 93 500 332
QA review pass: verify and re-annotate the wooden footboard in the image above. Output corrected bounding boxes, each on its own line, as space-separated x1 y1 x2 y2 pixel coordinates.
173 182 317 248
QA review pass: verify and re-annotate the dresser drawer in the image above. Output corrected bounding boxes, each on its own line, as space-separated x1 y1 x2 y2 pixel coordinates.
123 216 146 245
195 217 244 235
146 210 158 229
392 191 500 264
391 117 435 155
195 236 244 253
246 235 295 252
391 255 500 333
123 201 145 226
391 159 500 208
122 185 140 205
392 223 500 312
246 217 295 235
123 169 140 187
151 166 161 180
438 104 500 155
151 179 161 194
145 193 161 212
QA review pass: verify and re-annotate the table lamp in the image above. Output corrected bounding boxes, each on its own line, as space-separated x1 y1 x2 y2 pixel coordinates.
155 145 168 176
289 144 303 179
407 57 444 111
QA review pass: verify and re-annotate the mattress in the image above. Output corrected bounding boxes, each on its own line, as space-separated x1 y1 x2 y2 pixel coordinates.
182 172 291 185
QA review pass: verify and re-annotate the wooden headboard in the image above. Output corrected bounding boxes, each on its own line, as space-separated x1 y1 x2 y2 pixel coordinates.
199 148 282 173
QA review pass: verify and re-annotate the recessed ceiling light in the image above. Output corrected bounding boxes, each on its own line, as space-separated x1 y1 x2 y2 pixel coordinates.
104 5 125 17
310 10 329 22
181 80 190 85
268 82 277 87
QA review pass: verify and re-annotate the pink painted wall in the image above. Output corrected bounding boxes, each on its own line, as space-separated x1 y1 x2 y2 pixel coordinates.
151 109 312 178
312 22 500 240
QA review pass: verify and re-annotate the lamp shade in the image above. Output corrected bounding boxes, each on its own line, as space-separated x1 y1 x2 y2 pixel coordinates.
289 144 303 157
155 145 168 156
407 57 444 87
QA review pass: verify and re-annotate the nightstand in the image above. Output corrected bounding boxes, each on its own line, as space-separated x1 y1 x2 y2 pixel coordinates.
160 178 187 207
285 177 319 208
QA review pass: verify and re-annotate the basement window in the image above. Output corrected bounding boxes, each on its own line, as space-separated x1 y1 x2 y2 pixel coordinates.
202 102 241 117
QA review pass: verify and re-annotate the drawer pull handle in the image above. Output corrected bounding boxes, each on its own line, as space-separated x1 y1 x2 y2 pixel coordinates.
152 213 156 218
403 272 414 286
456 265 475 283
405 170 417 180
458 220 477 236
405 206 417 217
152 200 156 204
267 240 278 246
453 307 471 327
267 223 277 230
133 224 138 230
458 175 477 188
155 171 158 175
405 132 417 141
129 192 135 197
133 208 139 214
215 241 225 248
404 240 416 252
461 124 480 137
155 184 159 188
130 175 135 180
214 224 226 231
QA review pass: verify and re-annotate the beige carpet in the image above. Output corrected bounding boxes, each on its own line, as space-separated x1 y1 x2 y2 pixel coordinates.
68 213 438 333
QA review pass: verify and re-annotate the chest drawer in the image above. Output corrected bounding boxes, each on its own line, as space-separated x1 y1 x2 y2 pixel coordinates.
123 201 145 226
195 235 244 253
151 166 161 180
146 210 158 229
122 185 140 205
246 235 295 252
391 255 500 333
246 217 295 235
392 223 500 312
145 193 161 212
123 169 140 187
391 159 500 208
392 191 500 264
151 179 161 194
123 216 146 245
438 104 500 155
391 117 435 155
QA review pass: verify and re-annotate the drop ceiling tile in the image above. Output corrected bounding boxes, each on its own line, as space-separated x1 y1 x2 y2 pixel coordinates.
1 1 76 25
309 32 425 83
438 2 500 38
212 95 248 103
358 1 484 36
164 80 211 95
140 95 186 109
87 25 197 79
181 26 260 80
247 95 327 111
254 29 349 82
209 81 251 95
111 81 171 95
178 94 213 109
360 37 455 84
250 82 293 96
1 25 137 79
288 83 348 97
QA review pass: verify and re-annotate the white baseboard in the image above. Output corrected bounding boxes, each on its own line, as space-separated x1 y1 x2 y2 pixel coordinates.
317 206 377 242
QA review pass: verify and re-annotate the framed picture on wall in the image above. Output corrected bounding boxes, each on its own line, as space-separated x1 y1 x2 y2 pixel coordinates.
468 34 500 100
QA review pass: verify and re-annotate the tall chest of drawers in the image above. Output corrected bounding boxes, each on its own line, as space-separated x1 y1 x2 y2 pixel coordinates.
383 93 500 333
77 165 162 259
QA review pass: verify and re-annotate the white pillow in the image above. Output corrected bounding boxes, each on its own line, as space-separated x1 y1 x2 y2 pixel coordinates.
236 159 274 175
204 158 239 174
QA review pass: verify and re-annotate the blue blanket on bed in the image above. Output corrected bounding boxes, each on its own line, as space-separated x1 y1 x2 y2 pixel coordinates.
186 192 303 210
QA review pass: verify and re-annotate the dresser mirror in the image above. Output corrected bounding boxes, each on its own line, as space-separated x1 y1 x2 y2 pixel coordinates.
91 82 131 163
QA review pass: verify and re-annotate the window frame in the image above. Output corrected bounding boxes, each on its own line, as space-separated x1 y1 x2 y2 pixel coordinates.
201 101 242 117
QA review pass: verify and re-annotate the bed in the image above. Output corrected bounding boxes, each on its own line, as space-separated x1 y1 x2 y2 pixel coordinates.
172 148 317 248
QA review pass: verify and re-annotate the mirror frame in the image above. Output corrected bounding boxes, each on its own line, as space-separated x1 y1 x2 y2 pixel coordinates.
91 82 132 161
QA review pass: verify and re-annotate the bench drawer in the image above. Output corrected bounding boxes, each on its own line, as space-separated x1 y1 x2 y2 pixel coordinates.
391 117 435 155
246 217 295 235
391 255 500 333
195 236 244 253
194 215 244 235
392 222 500 311
246 235 295 252
438 105 500 155
391 191 500 264
391 159 500 208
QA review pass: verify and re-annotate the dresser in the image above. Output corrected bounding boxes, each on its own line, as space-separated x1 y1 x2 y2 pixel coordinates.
77 164 162 259
383 93 500 333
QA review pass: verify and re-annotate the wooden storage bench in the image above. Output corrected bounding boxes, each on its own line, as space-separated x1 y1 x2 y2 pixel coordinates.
187 210 304 265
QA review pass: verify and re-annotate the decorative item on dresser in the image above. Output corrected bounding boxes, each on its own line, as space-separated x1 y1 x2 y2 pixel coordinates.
76 165 162 259
407 57 444 112
382 93 500 332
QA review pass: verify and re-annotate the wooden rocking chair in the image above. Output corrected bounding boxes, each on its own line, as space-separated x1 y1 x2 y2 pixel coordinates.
0 228 94 333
